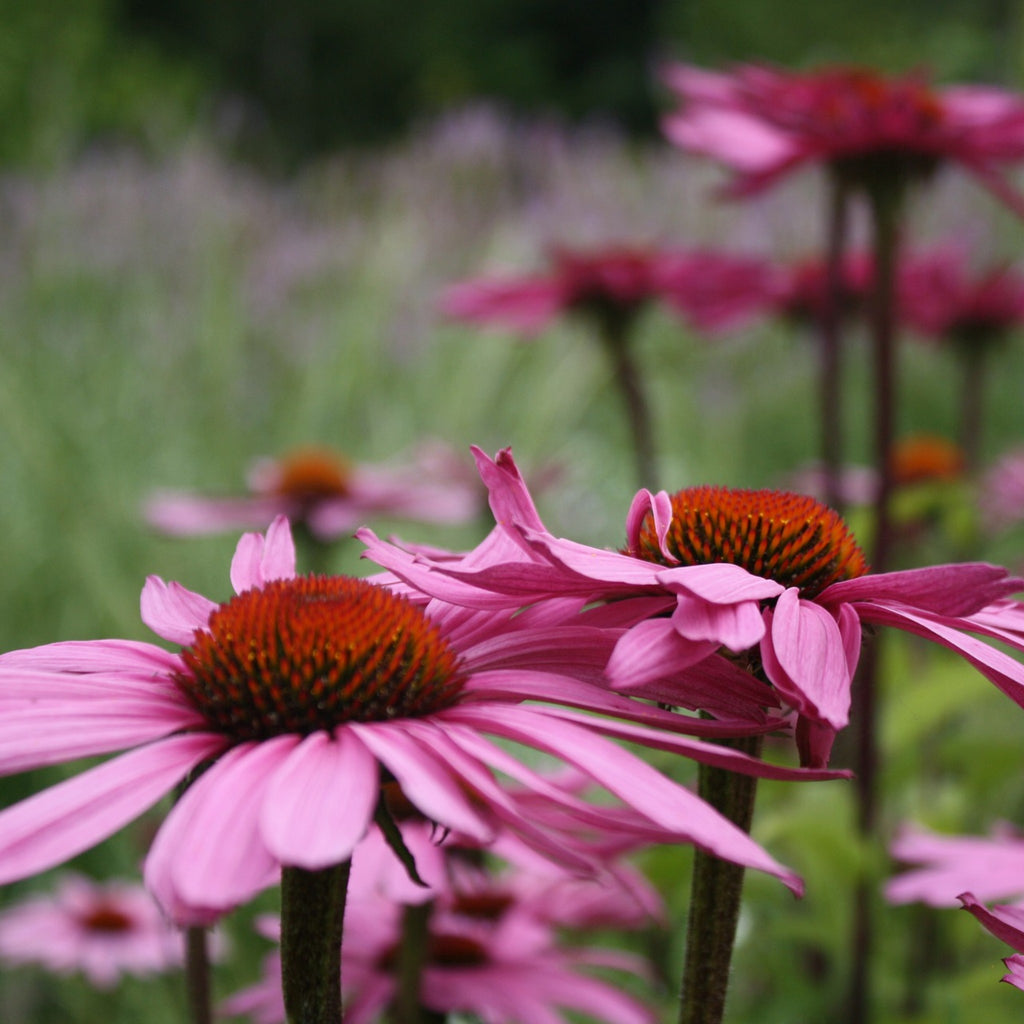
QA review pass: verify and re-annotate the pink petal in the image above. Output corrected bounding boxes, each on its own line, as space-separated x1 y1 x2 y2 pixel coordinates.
0 700 205 774
446 704 803 893
0 733 226 885
959 893 1024 953
348 722 495 842
148 737 299 920
855 602 1024 709
229 515 296 593
140 578 218 645
761 589 852 728
670 591 766 649
0 639 181 675
260 730 379 869
658 562 784 604
624 489 675 559
471 447 548 534
606 618 719 690
819 562 1022 618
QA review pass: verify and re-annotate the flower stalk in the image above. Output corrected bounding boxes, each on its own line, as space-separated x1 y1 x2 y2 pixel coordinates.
184 926 214 1024
281 861 351 1024
597 310 658 490
679 733 763 1024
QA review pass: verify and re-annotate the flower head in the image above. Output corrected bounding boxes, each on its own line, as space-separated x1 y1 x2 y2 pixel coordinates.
145 444 479 540
0 874 186 988
440 244 776 338
662 63 1024 212
365 447 1024 768
0 516 836 924
901 247 1024 346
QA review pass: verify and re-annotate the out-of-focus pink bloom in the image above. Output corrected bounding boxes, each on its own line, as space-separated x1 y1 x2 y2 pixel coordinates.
144 444 479 540
980 447 1024 532
365 447 1024 768
901 247 1024 342
0 874 184 988
0 515 839 925
887 823 1024 906
772 251 876 326
958 893 1024 991
662 63 1024 213
440 244 777 338
223 894 658 1024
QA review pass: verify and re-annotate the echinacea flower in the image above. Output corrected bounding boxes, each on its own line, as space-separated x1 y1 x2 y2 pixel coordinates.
364 447 1024 767
223 896 657 1024
662 62 1024 213
886 823 1024 907
440 243 775 338
144 444 479 541
957 893 1024 992
0 874 185 988
0 515 841 925
772 250 876 327
979 446 1024 533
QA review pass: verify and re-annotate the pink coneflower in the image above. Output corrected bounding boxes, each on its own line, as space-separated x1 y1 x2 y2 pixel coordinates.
364 447 1024 769
0 514 843 922
957 894 1024 992
441 243 774 338
886 823 1024 907
0 874 184 988
772 250 876 327
144 444 479 541
223 896 657 1024
662 63 1024 211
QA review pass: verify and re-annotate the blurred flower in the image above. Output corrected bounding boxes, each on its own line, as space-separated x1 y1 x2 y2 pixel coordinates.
440 244 776 338
224 893 657 1024
958 893 1024 992
367 447 1024 768
0 516 823 926
901 247 1024 343
772 250 876 327
145 444 479 540
887 823 1024 907
890 434 966 486
980 446 1024 532
0 874 184 988
662 63 1024 212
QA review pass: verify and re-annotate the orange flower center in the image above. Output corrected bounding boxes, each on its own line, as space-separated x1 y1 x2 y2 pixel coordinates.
270 448 352 500
176 576 466 740
79 904 135 933
629 487 868 597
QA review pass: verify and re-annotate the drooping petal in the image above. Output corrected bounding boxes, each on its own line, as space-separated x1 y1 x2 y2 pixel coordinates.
0 700 206 774
471 446 548 534
348 722 495 843
445 704 804 893
148 737 299 921
819 562 1023 617
959 893 1024 953
761 589 852 728
0 733 226 886
140 577 218 645
606 618 719 691
260 730 378 869
669 590 767 650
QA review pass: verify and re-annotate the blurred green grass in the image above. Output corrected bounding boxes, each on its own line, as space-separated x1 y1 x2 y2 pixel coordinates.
2 117 1024 1022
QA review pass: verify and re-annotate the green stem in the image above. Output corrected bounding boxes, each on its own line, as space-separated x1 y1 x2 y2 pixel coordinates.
184 926 213 1024
281 862 351 1024
390 901 443 1024
678 734 763 1024
598 312 658 490
820 176 851 514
